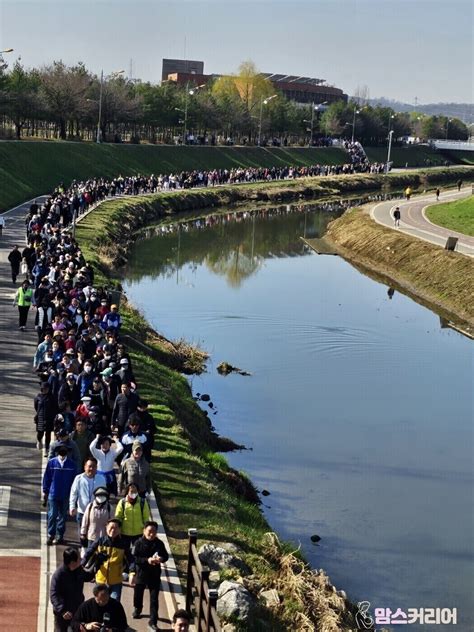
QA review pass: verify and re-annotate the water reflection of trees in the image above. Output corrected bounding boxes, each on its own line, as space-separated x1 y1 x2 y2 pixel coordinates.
125 203 343 286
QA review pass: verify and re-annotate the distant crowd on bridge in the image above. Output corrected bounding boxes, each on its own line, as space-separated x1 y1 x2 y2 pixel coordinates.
9 193 194 631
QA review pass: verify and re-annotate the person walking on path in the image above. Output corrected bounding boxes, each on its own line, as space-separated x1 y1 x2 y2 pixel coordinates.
131 520 169 630
82 518 133 602
80 487 113 548
34 381 58 456
405 186 412 201
8 245 22 284
457 179 463 191
72 584 128 632
89 434 123 497
50 547 93 632
115 483 152 551
393 206 401 228
0 214 5 237
436 187 440 201
13 279 34 330
42 444 77 545
69 458 106 533
119 442 151 497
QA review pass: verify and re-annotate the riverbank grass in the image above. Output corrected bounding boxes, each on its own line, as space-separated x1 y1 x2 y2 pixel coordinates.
425 195 474 236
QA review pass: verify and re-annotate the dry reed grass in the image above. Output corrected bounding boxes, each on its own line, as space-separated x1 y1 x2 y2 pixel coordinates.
263 533 356 631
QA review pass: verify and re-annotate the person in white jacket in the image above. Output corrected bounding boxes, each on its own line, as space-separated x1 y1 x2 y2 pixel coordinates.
89 434 123 497
69 458 106 533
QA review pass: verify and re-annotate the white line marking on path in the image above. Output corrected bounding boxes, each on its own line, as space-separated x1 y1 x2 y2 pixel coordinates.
0 485 11 526
0 548 40 557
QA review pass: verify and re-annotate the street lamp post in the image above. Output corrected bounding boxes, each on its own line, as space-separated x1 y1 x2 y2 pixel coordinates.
386 130 394 174
308 101 328 147
96 69 125 144
351 106 360 143
178 82 205 145
258 94 277 146
446 118 453 140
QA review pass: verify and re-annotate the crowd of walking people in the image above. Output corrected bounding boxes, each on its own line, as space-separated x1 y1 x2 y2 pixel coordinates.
14 193 193 631
6 150 390 631
5 151 388 239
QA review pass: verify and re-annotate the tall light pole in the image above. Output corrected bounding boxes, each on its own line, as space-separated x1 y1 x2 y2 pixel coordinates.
176 83 205 145
96 69 124 144
388 113 395 132
351 106 360 143
308 101 328 146
386 130 394 174
446 118 453 140
258 94 277 146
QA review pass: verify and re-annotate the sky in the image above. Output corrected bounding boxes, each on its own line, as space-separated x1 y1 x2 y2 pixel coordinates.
1 0 472 104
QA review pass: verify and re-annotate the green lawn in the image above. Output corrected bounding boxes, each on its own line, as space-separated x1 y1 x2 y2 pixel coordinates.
365 144 446 167
0 140 471 213
425 195 474 236
0 142 346 212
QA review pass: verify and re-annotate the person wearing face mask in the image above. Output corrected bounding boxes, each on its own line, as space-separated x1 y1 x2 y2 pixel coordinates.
89 434 123 497
42 444 77 545
76 329 96 361
80 487 113 549
59 372 80 409
77 360 96 397
48 427 82 468
69 458 107 535
115 483 151 551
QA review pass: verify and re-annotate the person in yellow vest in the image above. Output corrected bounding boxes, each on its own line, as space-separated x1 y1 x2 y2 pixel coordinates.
115 483 152 551
405 186 412 201
13 279 34 330
82 518 133 603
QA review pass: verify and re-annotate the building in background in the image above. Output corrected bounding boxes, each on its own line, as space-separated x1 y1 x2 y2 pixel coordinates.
261 73 347 105
161 58 204 81
162 59 347 106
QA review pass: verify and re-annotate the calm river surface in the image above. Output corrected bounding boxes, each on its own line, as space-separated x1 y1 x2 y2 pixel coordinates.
123 199 473 628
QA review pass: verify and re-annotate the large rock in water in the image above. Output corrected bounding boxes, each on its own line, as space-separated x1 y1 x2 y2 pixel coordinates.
198 544 251 575
217 580 255 622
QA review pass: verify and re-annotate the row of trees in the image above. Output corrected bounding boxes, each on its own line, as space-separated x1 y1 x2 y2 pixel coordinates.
0 58 469 144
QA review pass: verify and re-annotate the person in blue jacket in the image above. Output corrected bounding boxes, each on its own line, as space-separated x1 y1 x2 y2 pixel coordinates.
42 444 77 545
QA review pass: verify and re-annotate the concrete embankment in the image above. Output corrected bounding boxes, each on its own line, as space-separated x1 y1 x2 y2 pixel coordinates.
324 207 474 331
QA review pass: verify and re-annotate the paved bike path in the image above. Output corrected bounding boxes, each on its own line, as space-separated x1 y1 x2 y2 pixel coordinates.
370 189 474 257
0 197 184 631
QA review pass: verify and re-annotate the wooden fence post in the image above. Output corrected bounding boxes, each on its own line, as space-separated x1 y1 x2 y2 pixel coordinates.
186 528 198 613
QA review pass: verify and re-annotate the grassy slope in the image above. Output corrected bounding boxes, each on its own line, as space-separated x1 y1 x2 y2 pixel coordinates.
364 144 447 166
425 196 474 236
0 141 470 212
325 208 474 327
443 150 474 165
0 143 345 212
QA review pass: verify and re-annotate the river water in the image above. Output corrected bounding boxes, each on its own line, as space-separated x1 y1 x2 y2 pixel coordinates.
123 198 473 628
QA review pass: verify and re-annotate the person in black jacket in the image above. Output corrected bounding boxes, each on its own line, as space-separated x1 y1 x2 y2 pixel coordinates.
131 521 169 629
112 383 138 437
34 381 58 456
50 547 92 632
8 245 22 283
72 584 128 632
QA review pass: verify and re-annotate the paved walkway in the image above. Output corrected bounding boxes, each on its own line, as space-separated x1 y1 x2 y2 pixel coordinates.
370 188 474 257
0 198 185 631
